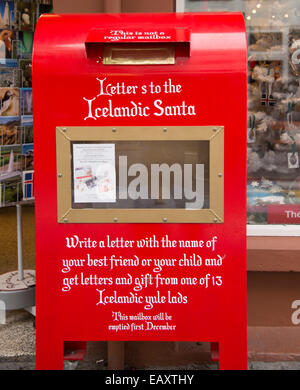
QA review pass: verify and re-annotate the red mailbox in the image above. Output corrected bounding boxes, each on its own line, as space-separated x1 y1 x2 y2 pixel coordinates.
33 13 247 370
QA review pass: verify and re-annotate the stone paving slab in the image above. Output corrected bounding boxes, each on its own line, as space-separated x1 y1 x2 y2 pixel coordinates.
0 310 35 360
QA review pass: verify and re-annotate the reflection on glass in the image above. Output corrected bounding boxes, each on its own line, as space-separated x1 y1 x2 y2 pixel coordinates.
71 141 210 210
184 0 300 224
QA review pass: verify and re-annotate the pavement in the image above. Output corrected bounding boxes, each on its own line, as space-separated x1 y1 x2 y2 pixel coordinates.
1 310 300 371
0 310 35 370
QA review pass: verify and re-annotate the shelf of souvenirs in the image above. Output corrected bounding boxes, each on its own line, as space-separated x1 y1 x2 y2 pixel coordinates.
246 177 300 209
248 50 287 61
247 120 300 132
247 140 300 151
247 172 300 181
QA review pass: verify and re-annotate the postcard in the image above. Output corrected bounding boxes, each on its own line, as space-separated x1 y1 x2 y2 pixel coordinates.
0 87 19 116
17 1 35 31
19 59 31 87
22 169 34 200
0 66 20 87
21 124 33 144
0 144 21 181
17 31 33 58
21 142 33 170
0 116 20 145
20 87 32 115
0 177 22 206
0 1 16 29
0 28 15 60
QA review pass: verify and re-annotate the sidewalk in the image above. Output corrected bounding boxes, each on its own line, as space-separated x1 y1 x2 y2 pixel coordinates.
0 310 35 370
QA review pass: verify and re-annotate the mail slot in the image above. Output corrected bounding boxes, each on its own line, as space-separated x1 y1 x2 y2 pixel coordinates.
33 13 247 370
102 44 176 65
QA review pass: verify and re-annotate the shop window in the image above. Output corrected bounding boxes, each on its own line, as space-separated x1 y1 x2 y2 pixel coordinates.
177 0 300 228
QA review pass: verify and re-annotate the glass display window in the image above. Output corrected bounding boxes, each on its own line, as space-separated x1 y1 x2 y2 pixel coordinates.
177 0 300 228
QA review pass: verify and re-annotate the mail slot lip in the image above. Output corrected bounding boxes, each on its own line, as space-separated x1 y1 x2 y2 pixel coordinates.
85 27 191 44
85 27 191 64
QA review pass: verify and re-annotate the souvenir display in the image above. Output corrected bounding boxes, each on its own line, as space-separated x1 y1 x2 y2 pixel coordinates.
248 41 300 223
0 66 20 86
183 1 300 225
248 32 283 52
246 5 300 224
17 1 36 31
0 0 52 206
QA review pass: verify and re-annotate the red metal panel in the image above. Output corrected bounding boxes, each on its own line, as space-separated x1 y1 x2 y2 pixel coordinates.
33 13 247 370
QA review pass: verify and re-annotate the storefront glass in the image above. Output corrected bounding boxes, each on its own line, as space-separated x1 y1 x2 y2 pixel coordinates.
181 0 300 225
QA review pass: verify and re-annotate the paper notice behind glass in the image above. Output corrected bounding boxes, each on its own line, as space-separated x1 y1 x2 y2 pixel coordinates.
73 143 116 203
